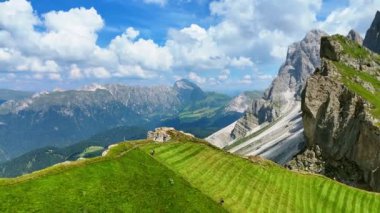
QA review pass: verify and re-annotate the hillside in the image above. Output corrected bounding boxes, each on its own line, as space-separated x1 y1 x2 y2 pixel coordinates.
0 131 379 212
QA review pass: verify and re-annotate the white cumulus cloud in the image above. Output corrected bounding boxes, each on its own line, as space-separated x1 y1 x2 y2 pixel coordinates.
317 0 380 36
0 0 174 83
188 72 206 84
0 0 378 91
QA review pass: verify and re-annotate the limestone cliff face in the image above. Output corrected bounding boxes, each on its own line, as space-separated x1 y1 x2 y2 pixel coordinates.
302 35 380 191
231 30 327 139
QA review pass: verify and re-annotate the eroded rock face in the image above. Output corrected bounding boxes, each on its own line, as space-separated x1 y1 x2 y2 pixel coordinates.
364 11 380 53
231 30 327 139
302 35 380 191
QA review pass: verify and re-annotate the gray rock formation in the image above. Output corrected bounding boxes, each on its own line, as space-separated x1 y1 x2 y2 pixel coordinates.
346 29 363 45
147 127 174 142
286 145 325 174
224 91 262 113
302 35 380 191
231 30 328 139
147 127 195 142
364 11 380 53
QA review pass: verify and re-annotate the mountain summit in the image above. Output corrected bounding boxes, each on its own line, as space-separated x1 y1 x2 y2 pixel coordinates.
346 29 363 45
173 79 206 102
231 30 328 139
364 11 380 53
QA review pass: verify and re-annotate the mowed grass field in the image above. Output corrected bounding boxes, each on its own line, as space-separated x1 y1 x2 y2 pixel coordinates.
141 142 380 212
0 138 379 212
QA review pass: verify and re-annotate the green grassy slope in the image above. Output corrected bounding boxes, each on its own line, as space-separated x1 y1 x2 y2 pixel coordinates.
0 137 379 212
0 126 147 177
142 142 380 212
332 35 380 120
0 141 224 212
334 61 380 118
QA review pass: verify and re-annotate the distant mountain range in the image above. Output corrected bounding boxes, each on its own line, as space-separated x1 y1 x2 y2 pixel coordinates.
161 90 262 138
0 80 261 163
0 126 147 177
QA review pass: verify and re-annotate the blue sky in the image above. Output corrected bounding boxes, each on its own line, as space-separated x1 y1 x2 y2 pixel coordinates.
30 0 214 46
0 0 378 94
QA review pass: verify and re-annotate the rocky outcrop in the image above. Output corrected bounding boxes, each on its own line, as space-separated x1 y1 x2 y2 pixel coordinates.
286 145 325 174
147 127 195 142
346 29 363 45
231 30 327 139
364 11 380 53
302 34 380 191
286 144 369 189
147 127 174 142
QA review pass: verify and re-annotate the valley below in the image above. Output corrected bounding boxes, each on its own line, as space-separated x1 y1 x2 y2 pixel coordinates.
0 129 379 212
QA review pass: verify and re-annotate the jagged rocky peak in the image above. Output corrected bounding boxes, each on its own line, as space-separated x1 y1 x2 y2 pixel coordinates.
231 30 327 139
364 11 380 53
265 29 327 102
346 29 363 45
173 79 206 102
302 34 380 191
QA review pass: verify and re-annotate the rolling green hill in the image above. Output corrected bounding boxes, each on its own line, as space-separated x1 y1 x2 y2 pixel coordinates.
0 132 379 212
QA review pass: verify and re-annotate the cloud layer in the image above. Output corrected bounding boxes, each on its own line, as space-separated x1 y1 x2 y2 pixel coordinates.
0 0 378 91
